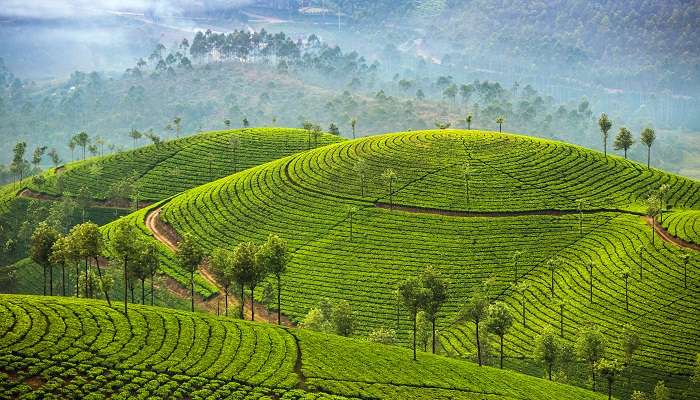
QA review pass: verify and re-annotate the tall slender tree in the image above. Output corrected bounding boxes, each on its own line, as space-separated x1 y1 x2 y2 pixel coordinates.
421 266 448 354
496 116 505 133
466 114 473 129
211 248 234 316
110 221 141 314
256 234 288 324
577 324 607 391
462 291 490 366
598 113 613 157
586 261 596 303
350 118 357 139
30 222 59 296
595 359 624 400
487 301 513 369
619 267 631 311
535 327 560 380
142 242 160 306
640 127 656 168
354 158 369 197
398 276 428 361
176 234 204 312
613 127 634 159
381 168 397 210
232 241 257 319
545 258 560 296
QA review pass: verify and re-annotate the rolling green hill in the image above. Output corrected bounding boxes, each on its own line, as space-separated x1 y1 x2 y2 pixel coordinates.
0 295 609 400
152 129 699 397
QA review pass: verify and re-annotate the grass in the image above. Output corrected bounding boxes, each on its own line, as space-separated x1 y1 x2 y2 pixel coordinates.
0 294 609 400
154 129 699 397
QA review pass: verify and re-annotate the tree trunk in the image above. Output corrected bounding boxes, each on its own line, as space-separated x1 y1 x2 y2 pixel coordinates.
49 266 53 295
412 310 417 361
277 275 281 325
647 146 650 168
624 149 627 159
240 285 245 319
475 320 482 366
224 286 229 317
548 363 552 380
76 265 80 297
141 278 145 304
43 265 47 296
94 257 111 307
250 285 255 321
607 380 612 400
651 222 655 245
592 365 596 391
61 263 66 296
499 335 504 369
190 270 194 312
625 279 629 311
85 259 89 298
151 272 155 306
432 317 436 354
124 258 128 314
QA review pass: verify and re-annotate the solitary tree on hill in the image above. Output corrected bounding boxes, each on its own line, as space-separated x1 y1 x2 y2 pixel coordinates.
354 158 369 197
224 119 231 128
177 233 204 312
462 291 490 366
421 266 449 354
577 324 607 391
398 276 428 361
232 241 257 319
645 194 662 246
586 261 596 303
598 113 613 157
128 129 142 149
242 117 250 128
466 114 473 130
350 118 357 139
256 234 289 324
545 258 560 296
381 168 397 210
640 127 656 168
30 222 59 296
211 247 234 317
487 301 513 369
613 127 634 159
535 327 559 380
496 116 505 133
595 358 624 400
173 117 182 138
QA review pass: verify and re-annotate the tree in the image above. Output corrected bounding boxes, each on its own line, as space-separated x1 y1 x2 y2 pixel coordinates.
141 242 160 306
598 113 612 157
354 158 369 197
49 234 77 296
619 267 631 311
421 266 448 354
466 114 473 129
586 261 595 303
210 247 234 316
176 233 204 312
416 311 431 351
311 125 322 147
487 301 513 369
645 194 662 245
110 221 141 314
398 276 428 360
173 116 182 138
128 129 142 148
229 135 241 173
47 148 61 167
496 116 505 133
640 127 656 168
350 118 357 139
381 168 397 210
74 131 90 160
654 381 669 400
613 127 634 159
68 138 77 161
512 251 524 284
232 241 257 319
242 117 250 128
328 123 340 135
462 292 490 366
31 146 46 170
368 326 396 345
300 308 325 331
630 391 650 400
224 119 231 128
11 141 27 184
70 222 110 306
30 222 59 296
620 324 641 385
332 300 355 336
595 358 624 400
535 327 560 380
545 257 560 296
577 324 607 391
256 234 288 324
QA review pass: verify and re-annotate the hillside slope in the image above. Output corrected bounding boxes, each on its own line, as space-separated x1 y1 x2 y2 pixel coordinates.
0 295 609 400
155 129 699 396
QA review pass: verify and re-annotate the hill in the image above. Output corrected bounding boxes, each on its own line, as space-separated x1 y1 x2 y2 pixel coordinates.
0 128 344 267
0 294 609 400
151 129 699 397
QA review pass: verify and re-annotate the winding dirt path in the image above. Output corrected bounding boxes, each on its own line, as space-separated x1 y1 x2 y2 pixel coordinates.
645 216 700 251
145 207 294 325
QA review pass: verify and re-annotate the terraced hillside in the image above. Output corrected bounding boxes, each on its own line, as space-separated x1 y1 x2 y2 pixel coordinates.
154 130 699 396
0 295 609 400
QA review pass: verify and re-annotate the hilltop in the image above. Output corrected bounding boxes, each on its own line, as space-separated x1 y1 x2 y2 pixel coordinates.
0 294 609 400
149 129 699 397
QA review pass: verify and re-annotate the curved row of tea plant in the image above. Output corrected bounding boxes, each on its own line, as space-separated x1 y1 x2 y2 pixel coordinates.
661 210 700 245
158 130 699 396
0 295 608 400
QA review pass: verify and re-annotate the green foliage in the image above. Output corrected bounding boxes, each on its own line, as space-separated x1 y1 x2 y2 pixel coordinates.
331 300 355 337
368 326 397 345
535 327 560 380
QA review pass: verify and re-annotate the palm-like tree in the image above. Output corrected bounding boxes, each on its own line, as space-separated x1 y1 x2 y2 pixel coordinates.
618 267 631 311
496 116 505 133
598 113 613 157
381 168 397 210
640 127 656 168
466 114 473 130
545 258 560 296
351 118 357 139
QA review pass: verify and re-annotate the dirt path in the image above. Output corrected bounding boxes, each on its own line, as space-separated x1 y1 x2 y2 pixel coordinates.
145 207 294 325
18 188 152 210
645 216 700 251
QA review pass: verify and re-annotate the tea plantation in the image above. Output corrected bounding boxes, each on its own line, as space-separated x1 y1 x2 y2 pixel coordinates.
155 130 699 396
0 294 610 400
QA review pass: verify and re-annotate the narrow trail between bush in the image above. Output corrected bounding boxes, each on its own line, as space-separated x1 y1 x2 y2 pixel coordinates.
645 216 700 251
145 207 294 325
